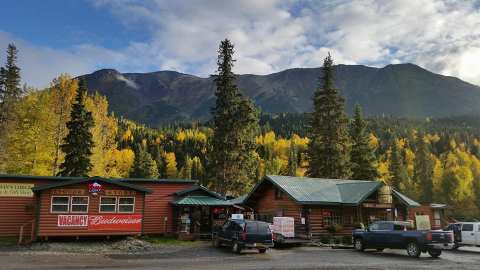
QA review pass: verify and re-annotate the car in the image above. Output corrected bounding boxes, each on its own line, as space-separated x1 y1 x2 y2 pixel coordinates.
445 222 480 249
352 221 454 258
212 219 274 254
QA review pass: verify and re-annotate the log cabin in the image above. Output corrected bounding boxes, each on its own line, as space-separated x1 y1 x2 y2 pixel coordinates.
242 175 437 239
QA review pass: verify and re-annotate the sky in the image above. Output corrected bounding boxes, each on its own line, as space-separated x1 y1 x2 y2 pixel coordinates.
0 0 480 88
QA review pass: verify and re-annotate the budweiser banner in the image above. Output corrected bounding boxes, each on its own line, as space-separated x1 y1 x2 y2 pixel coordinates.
57 214 142 231
88 214 142 231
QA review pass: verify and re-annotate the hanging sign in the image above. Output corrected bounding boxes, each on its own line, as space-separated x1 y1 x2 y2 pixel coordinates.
105 190 136 196
51 189 85 195
0 183 34 197
88 182 103 195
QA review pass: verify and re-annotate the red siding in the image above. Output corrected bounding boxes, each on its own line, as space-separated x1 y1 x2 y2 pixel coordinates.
127 182 194 235
0 179 53 238
37 182 145 237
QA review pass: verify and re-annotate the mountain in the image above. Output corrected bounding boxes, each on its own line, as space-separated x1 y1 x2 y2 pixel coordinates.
79 64 480 127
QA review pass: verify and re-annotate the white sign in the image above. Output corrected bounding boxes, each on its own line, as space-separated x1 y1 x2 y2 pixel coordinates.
272 217 295 238
231 214 244 220
57 215 88 227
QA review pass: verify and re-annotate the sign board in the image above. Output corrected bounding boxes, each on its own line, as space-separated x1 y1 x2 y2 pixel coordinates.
231 214 244 220
105 190 136 196
272 217 295 238
362 203 393 208
88 214 142 231
58 215 88 227
51 189 86 195
0 183 34 197
57 214 142 231
415 215 431 230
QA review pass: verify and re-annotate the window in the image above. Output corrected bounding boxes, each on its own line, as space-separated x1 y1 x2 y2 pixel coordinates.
99 197 117 213
118 197 135 213
71 196 89 213
323 215 343 226
462 224 474 231
377 223 391 230
51 196 69 213
394 224 406 231
275 188 283 200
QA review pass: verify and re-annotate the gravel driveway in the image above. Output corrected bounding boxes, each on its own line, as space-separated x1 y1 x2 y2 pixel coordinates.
2 242 480 270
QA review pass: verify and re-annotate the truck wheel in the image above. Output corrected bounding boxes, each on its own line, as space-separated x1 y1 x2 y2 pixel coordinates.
258 248 267 254
232 242 242 254
406 242 421 258
354 238 364 252
452 243 459 250
427 249 442 258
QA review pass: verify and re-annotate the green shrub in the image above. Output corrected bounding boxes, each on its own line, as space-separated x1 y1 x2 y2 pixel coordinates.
320 235 330 244
342 235 352 245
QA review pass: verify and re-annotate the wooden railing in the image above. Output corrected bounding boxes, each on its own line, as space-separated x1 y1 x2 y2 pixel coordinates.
18 219 35 245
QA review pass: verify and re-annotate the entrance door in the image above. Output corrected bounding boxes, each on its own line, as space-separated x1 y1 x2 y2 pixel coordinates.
461 223 476 245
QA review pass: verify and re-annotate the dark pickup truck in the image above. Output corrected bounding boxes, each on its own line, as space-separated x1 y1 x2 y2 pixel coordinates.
352 221 454 258
212 219 274 254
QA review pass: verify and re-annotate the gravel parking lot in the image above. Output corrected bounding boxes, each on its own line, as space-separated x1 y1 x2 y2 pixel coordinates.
2 241 480 270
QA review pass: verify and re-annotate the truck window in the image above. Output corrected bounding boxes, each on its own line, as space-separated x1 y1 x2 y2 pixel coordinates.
393 224 405 231
462 224 474 231
377 223 391 230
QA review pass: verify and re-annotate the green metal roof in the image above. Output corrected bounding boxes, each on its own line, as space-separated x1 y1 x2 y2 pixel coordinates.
175 185 225 199
228 195 247 205
246 175 384 206
393 190 421 207
172 196 232 206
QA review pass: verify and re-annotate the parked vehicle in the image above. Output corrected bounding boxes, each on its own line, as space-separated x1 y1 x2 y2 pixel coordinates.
445 222 480 249
352 221 454 258
212 219 274 254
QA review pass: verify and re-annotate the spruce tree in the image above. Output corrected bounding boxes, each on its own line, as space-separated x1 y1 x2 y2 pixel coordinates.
350 104 378 180
130 144 159 178
211 39 259 195
414 132 434 202
287 140 298 176
58 79 94 177
389 140 409 191
306 53 351 179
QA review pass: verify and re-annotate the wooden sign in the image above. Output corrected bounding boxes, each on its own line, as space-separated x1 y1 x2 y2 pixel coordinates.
105 190 136 196
362 203 392 208
0 183 34 197
51 189 86 195
58 215 88 227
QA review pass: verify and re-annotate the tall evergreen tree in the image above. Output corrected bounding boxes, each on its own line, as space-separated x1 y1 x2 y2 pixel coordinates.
58 80 94 177
414 132 434 202
211 39 259 195
306 53 351 179
389 140 409 191
130 144 159 178
287 140 298 176
0 44 21 124
350 104 378 180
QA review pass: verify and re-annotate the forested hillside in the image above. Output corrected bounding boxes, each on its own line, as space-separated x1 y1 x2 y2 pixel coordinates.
1 43 480 218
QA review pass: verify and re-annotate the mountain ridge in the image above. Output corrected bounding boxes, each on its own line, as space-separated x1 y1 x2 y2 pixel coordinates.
78 63 480 127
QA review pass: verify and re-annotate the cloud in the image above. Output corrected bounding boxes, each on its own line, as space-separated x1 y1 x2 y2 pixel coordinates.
2 0 480 87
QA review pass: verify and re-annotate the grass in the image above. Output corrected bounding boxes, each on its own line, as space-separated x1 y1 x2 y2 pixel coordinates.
0 237 17 246
140 236 199 246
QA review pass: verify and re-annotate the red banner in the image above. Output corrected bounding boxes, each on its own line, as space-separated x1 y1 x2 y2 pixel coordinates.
88 214 142 231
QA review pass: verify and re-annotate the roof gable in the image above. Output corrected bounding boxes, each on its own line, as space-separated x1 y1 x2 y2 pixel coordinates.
32 177 152 193
174 185 225 200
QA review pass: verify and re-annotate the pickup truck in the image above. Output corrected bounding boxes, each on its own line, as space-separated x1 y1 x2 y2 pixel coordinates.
212 219 274 254
352 221 454 258
445 222 480 248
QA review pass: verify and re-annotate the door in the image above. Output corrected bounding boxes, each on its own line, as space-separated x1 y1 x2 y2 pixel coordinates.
367 223 390 248
461 223 475 245
476 223 480 245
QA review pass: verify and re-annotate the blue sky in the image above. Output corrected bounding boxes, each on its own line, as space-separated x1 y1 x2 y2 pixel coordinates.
0 0 479 87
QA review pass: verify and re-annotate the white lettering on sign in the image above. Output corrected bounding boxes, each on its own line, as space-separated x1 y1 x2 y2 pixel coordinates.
89 215 142 225
57 215 88 227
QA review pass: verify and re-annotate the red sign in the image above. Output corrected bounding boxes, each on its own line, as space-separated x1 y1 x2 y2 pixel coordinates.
58 215 88 227
88 214 142 231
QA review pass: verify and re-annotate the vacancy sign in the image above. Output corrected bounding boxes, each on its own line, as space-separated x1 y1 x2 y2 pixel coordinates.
58 215 88 227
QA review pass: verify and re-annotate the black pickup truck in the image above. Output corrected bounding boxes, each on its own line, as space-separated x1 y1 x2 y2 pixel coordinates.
212 219 274 254
352 221 454 258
